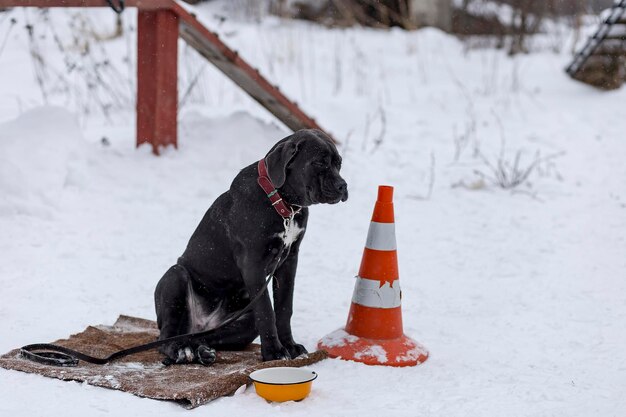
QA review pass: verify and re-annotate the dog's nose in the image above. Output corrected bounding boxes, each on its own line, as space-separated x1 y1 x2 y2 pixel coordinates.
338 180 348 202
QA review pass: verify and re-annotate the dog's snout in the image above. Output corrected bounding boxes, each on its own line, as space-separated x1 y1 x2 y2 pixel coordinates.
338 180 348 202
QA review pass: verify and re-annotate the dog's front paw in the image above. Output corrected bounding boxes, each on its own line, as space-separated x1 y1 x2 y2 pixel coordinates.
162 346 197 365
284 342 308 359
261 342 291 361
161 345 217 366
196 345 217 366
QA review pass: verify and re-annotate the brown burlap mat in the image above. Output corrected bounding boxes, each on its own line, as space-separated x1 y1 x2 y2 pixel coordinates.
0 315 327 408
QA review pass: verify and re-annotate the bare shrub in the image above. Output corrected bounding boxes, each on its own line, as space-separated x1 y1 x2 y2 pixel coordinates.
20 9 134 121
452 107 477 162
362 104 387 153
452 108 564 193
0 14 16 59
473 148 564 189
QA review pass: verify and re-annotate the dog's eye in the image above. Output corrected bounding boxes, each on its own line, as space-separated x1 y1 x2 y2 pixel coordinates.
312 161 327 168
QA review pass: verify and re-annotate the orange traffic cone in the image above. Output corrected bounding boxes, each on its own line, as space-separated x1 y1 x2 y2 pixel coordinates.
318 185 428 367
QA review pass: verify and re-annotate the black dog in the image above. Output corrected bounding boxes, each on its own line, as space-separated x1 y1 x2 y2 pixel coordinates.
154 129 348 365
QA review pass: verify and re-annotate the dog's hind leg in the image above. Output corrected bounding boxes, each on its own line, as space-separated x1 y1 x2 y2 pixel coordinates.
155 265 256 365
154 264 197 365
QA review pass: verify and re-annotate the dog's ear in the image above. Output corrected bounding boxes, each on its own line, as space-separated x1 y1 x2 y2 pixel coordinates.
265 139 299 188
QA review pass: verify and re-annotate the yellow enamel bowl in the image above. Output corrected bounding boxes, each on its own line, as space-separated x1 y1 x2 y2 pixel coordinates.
249 367 318 402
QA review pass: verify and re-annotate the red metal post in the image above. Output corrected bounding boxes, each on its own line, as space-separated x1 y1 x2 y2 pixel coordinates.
136 9 178 154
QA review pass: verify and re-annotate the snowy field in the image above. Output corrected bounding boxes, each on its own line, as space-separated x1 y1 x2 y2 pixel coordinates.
1 2 626 416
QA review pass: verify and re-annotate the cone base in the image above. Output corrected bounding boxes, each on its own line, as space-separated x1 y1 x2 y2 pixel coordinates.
317 328 429 367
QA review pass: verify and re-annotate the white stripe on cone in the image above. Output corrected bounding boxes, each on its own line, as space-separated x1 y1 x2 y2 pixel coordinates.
351 277 401 309
365 222 397 251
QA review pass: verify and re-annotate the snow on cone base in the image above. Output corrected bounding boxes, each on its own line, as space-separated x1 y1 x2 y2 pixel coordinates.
318 329 429 367
317 185 429 367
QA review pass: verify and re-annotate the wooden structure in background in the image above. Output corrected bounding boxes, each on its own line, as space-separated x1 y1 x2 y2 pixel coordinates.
0 0 335 154
566 0 626 90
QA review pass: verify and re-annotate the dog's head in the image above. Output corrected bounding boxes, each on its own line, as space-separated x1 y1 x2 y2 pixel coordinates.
265 129 348 206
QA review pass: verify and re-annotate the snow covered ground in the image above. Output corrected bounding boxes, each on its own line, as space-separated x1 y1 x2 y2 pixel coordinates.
1 3 626 416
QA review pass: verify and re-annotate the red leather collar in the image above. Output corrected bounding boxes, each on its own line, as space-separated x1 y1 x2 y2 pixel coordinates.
257 159 296 219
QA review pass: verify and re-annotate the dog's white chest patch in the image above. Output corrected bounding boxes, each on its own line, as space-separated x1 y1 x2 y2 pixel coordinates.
187 286 223 333
280 220 305 248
